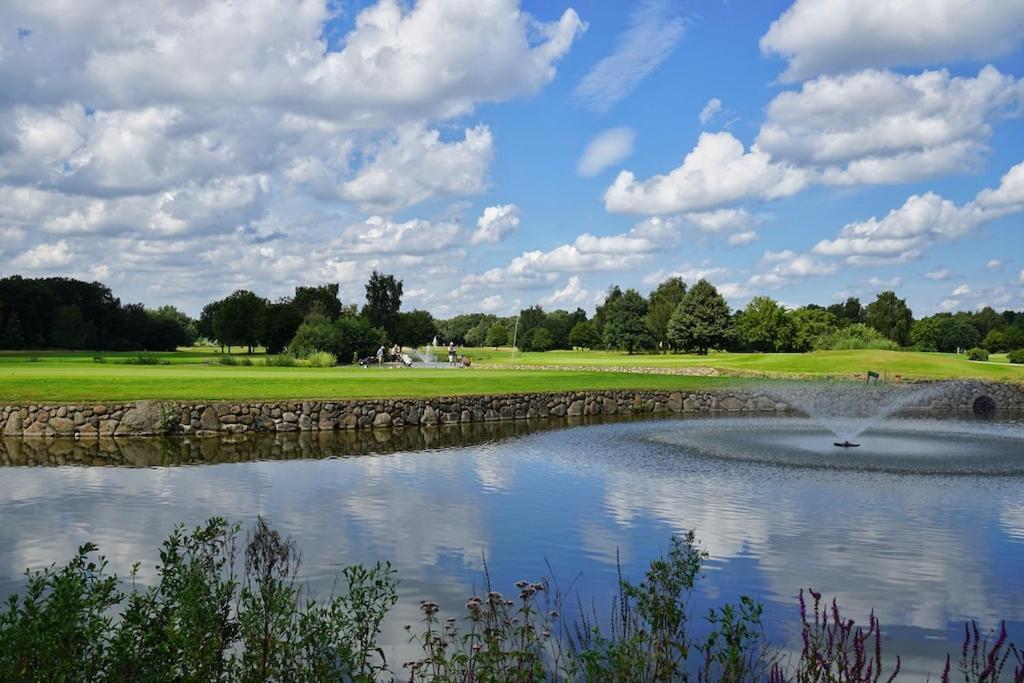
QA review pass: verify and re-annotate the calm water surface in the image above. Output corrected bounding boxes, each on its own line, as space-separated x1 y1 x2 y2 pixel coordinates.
1 415 1022 679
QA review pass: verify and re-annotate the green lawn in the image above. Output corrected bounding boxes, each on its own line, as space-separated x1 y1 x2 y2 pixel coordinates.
0 348 1018 402
465 347 1024 380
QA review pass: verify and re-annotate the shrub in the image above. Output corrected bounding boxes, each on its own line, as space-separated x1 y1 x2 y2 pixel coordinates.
815 323 900 351
216 354 239 366
304 351 336 368
92 356 107 363
966 347 989 361
265 352 297 367
1009 349 1024 364
119 354 170 365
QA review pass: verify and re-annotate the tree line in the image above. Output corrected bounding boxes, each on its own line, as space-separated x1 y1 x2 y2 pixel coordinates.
3 272 1024 360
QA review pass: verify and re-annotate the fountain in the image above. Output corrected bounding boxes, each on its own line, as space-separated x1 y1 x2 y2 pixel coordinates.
647 380 1024 475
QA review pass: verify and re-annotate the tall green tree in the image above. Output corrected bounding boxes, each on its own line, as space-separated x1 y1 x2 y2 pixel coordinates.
667 279 732 355
50 305 88 350
827 297 864 328
646 277 687 351
734 296 795 352
396 309 437 346
213 290 267 353
261 300 303 355
484 323 509 348
591 285 622 344
789 306 838 352
362 271 403 340
514 306 548 350
865 291 913 347
569 321 600 349
602 288 654 354
293 284 342 320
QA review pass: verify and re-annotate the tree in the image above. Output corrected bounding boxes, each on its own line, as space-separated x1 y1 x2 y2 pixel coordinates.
362 271 403 340
865 291 913 347
213 290 267 353
602 288 654 353
261 300 303 355
0 311 25 349
789 307 837 352
569 321 600 349
827 297 864 328
543 309 576 350
646 277 687 350
396 309 437 346
592 286 622 344
734 296 795 352
293 284 342 320
521 327 553 352
667 279 732 355
50 305 88 350
515 306 548 350
484 323 509 348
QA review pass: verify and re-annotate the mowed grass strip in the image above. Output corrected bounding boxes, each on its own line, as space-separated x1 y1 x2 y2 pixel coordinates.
467 348 1024 380
0 364 736 402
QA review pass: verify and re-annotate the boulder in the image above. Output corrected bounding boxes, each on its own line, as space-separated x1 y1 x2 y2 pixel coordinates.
48 417 77 436
3 412 22 437
115 401 168 436
373 412 393 428
201 406 220 432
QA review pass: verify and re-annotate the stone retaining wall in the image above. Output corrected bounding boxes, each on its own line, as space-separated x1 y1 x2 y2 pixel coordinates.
1 382 1021 438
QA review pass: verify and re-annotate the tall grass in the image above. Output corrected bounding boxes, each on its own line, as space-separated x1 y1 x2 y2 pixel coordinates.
1 519 1020 682
303 351 336 368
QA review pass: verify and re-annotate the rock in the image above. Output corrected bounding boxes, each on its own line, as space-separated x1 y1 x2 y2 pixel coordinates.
48 417 76 436
24 421 54 438
93 405 108 415
372 412 393 428
422 405 438 425
298 414 313 430
56 406 68 418
99 420 119 435
602 397 618 415
567 400 584 417
720 397 744 412
115 401 168 436
340 414 358 429
283 411 298 423
3 412 22 436
201 406 220 431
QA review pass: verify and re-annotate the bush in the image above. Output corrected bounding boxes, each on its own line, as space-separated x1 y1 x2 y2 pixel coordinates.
966 347 989 361
304 351 336 367
216 354 239 366
1009 349 1024 364
265 352 297 367
119 354 170 365
815 324 900 351
288 315 386 364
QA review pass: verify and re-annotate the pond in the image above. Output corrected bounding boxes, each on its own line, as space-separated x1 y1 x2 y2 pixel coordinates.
2 414 1023 679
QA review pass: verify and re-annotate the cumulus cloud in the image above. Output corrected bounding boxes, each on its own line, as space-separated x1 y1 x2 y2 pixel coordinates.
684 208 753 234
540 276 590 307
748 249 838 288
761 0 1024 82
0 0 586 309
469 204 521 245
574 0 684 111
698 98 722 126
986 259 1004 271
925 269 951 281
727 231 758 246
812 160 1024 266
11 240 73 269
757 66 1024 186
577 127 636 178
604 132 808 214
339 125 493 212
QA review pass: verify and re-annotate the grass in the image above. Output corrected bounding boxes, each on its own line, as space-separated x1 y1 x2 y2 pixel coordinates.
468 347 1024 380
0 347 1019 403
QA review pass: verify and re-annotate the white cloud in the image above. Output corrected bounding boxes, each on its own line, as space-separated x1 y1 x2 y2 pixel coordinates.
698 97 722 126
339 125 493 212
868 276 902 288
986 259 1003 271
469 204 521 245
574 0 684 111
757 67 1024 186
761 0 1024 82
577 127 636 178
952 283 972 296
11 240 73 269
1020 270 1024 285
749 249 838 288
684 208 752 233
540 276 590 307
925 269 951 281
604 132 808 214
331 216 461 255
727 230 758 246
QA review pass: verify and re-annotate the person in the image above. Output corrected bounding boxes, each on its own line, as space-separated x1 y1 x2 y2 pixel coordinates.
376 345 385 365
391 343 401 361
448 341 457 366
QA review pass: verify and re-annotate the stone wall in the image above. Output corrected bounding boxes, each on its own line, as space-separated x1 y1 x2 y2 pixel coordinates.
1 382 1021 438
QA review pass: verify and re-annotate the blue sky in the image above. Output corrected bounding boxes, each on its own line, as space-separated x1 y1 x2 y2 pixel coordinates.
1 0 1023 317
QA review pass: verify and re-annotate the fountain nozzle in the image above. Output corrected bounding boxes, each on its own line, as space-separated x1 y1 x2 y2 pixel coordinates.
833 441 860 448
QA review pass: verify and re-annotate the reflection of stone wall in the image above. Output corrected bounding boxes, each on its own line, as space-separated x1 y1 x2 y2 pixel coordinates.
1 383 1021 439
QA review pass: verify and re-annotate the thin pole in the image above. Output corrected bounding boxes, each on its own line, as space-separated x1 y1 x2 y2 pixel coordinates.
511 314 520 363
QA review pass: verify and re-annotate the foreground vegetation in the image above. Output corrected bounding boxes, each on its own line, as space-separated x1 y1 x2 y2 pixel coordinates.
2 518 1020 682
